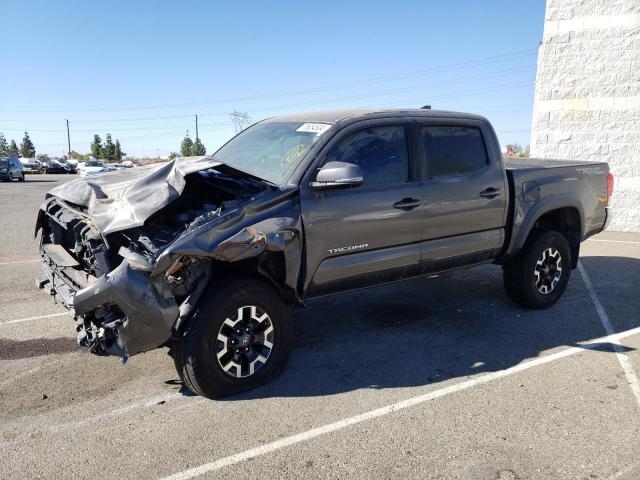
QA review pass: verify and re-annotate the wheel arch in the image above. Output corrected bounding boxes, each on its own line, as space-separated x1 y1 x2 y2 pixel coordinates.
505 195 584 269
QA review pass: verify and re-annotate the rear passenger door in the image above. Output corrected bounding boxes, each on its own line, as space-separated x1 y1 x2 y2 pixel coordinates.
300 121 424 297
418 121 507 271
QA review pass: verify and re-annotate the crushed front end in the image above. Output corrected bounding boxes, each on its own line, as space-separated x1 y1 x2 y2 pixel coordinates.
36 196 180 358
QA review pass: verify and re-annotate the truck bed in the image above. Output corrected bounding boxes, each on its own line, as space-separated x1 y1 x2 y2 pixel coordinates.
501 156 609 259
503 156 602 170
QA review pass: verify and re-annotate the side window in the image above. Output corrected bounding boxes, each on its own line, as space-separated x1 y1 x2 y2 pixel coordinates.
324 125 408 186
421 126 488 177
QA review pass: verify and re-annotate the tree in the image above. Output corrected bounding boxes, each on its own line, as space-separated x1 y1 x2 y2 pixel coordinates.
91 134 103 159
0 133 8 156
191 137 206 156
8 139 19 156
168 152 178 160
20 131 36 158
114 140 124 161
103 134 115 161
180 135 193 157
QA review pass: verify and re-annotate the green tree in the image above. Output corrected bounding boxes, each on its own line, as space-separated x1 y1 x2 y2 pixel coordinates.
168 152 178 160
180 135 193 157
0 133 8 156
20 131 36 158
103 134 115 161
91 134 102 159
8 139 19 156
114 140 124 161
191 137 206 156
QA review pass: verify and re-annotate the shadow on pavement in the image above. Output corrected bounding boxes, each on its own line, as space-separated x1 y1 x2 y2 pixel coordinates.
219 255 640 401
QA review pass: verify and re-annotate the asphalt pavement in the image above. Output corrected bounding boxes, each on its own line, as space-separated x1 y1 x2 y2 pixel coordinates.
1 173 639 479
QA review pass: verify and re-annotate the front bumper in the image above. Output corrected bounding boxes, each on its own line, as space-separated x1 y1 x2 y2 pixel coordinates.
38 248 179 357
37 197 180 357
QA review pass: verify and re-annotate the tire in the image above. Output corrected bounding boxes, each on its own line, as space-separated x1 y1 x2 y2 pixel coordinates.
174 276 293 399
19 173 25 182
503 230 572 309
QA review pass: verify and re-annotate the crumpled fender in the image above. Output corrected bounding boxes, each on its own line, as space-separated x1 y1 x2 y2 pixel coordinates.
153 190 303 300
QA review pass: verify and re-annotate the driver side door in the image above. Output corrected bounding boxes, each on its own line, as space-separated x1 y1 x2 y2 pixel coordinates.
300 121 424 298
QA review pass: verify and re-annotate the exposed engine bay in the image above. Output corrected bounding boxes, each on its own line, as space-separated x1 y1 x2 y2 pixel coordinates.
35 159 296 359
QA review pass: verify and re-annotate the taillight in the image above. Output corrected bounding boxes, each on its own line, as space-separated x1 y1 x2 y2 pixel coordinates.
606 172 614 206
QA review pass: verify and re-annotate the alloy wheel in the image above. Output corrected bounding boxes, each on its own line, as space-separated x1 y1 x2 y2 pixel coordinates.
533 247 562 294
215 305 274 378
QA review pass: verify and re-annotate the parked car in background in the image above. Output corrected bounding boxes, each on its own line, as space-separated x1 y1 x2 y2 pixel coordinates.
42 159 68 174
59 159 77 174
0 156 25 181
121 160 134 168
106 163 121 172
21 158 44 174
78 159 107 177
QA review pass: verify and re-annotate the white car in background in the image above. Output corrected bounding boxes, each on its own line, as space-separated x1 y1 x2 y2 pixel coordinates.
121 160 134 168
78 159 107 177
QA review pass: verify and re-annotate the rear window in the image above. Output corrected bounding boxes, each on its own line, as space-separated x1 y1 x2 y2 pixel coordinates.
421 126 487 177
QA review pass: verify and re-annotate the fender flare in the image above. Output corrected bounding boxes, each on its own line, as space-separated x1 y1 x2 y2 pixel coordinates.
505 193 584 260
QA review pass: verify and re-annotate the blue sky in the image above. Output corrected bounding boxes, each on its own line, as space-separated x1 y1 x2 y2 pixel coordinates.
0 0 546 157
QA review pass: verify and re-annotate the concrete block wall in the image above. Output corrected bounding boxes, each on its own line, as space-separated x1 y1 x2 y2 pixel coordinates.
530 0 640 231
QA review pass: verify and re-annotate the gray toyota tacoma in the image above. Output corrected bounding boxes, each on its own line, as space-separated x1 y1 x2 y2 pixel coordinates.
36 109 613 399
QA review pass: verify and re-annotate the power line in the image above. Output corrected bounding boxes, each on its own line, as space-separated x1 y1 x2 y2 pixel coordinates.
0 64 534 126
0 48 537 115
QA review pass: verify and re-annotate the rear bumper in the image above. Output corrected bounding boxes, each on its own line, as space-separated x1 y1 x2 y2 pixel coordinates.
601 207 612 232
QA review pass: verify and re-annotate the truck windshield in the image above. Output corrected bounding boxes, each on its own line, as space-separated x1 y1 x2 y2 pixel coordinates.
214 121 330 184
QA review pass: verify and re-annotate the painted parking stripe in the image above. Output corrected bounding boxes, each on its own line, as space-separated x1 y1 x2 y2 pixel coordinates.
587 239 640 245
160 324 640 480
578 261 640 406
0 312 68 326
0 259 39 266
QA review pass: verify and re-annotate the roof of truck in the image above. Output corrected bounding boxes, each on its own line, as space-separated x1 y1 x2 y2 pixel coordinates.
264 108 487 124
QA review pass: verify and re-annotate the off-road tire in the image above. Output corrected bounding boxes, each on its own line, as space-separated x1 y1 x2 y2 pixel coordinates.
503 230 572 309
174 276 293 399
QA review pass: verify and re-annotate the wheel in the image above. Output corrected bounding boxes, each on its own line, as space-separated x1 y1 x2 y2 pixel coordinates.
19 173 25 182
503 230 572 309
174 276 293 399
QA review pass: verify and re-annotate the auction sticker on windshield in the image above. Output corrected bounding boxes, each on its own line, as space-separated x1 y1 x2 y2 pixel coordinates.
296 123 331 134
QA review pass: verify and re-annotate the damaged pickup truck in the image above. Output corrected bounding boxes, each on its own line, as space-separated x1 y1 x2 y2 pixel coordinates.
36 109 613 399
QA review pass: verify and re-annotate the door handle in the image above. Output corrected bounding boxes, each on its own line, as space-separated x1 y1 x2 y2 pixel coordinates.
393 198 421 210
479 188 502 199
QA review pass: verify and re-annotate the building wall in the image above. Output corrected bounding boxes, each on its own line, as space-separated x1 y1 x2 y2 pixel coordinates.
530 0 640 231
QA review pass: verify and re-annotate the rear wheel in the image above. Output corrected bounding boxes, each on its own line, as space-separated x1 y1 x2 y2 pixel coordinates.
174 277 293 399
19 173 25 182
503 230 572 309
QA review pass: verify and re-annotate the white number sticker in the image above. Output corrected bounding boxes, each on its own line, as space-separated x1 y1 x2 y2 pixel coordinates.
296 123 331 134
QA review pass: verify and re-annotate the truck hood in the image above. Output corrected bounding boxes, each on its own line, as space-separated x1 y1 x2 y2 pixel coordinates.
46 156 223 234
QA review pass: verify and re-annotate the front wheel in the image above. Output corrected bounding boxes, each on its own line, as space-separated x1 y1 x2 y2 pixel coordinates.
19 173 25 182
174 277 293 399
503 230 572 309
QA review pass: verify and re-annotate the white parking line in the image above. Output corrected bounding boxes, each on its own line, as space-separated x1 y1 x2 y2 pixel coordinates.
160 324 640 480
587 239 640 245
0 259 39 266
578 262 640 406
0 312 68 326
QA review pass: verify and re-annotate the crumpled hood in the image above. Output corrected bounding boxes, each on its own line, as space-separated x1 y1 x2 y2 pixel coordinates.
46 156 222 234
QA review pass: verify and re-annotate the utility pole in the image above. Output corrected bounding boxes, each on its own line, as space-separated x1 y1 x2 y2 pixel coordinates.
65 119 71 157
195 114 199 139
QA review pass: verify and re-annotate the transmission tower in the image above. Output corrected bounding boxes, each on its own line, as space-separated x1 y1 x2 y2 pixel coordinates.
230 110 251 133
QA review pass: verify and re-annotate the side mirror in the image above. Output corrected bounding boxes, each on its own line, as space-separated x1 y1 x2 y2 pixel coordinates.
309 161 363 190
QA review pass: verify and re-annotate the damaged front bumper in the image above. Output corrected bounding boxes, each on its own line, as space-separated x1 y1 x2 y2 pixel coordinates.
36 197 180 358
39 251 179 358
